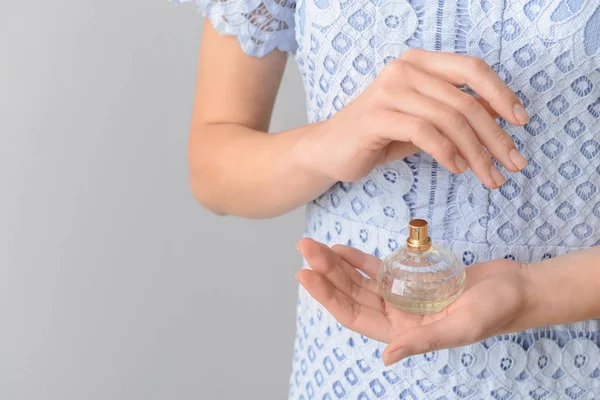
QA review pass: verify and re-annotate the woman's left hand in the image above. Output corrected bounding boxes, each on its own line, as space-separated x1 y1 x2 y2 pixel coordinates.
296 238 537 366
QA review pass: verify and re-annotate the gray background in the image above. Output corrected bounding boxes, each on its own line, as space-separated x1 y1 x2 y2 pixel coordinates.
1 1 307 399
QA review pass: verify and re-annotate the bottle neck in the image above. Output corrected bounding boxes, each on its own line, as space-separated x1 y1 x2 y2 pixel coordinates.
406 237 431 253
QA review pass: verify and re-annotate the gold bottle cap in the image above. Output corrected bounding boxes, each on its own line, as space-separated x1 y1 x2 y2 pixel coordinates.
406 219 431 253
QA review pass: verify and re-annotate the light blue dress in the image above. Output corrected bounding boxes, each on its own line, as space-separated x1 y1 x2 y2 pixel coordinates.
180 0 600 398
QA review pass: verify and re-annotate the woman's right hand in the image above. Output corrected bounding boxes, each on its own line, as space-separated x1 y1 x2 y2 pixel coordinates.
299 49 530 189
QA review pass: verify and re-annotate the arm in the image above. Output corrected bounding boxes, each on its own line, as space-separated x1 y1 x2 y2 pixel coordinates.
521 246 600 329
294 238 600 365
189 21 335 218
190 21 529 218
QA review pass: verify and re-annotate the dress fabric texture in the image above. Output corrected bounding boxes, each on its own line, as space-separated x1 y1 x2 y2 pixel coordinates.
182 0 600 398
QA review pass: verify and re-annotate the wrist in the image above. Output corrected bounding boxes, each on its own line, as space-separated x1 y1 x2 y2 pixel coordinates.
291 121 336 182
513 261 550 331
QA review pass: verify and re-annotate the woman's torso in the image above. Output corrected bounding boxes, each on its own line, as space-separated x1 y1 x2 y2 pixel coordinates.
291 1 600 398
296 0 600 258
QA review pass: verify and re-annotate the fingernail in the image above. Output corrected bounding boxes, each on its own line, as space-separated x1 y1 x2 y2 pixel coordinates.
513 102 530 125
490 165 506 187
509 148 528 170
454 154 468 173
384 348 409 365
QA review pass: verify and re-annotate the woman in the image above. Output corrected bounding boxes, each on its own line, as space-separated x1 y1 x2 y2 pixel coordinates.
180 0 600 397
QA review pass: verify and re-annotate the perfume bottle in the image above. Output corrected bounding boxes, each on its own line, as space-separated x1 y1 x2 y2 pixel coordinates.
377 219 465 314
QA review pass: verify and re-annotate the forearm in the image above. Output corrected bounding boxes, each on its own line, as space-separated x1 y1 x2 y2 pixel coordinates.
517 247 600 330
188 121 335 218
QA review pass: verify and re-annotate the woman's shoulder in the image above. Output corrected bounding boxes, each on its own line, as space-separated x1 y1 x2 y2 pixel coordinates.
173 0 298 57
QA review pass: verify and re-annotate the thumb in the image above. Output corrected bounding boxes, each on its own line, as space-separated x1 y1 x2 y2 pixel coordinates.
382 311 479 366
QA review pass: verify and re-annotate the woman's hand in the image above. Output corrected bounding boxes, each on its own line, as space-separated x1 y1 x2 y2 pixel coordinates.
298 49 530 189
295 238 537 366
192 30 531 217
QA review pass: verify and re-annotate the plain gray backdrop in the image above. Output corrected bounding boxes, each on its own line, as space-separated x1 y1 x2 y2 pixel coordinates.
1 1 307 399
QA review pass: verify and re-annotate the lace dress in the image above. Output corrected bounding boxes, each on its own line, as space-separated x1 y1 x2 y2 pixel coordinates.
178 0 600 398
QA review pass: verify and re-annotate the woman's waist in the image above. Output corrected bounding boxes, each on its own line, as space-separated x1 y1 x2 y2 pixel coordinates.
310 148 600 260
304 201 593 265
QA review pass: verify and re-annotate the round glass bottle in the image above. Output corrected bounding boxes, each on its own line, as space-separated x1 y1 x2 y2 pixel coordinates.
377 219 465 314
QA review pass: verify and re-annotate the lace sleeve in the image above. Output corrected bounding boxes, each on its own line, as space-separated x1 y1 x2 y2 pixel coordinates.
173 0 297 57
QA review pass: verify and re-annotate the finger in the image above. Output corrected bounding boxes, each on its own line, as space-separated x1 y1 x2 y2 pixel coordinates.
400 49 530 126
382 141 420 164
296 269 393 342
373 110 468 175
382 309 481 366
410 67 527 172
297 238 385 311
331 244 382 280
474 95 499 119
389 92 504 189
